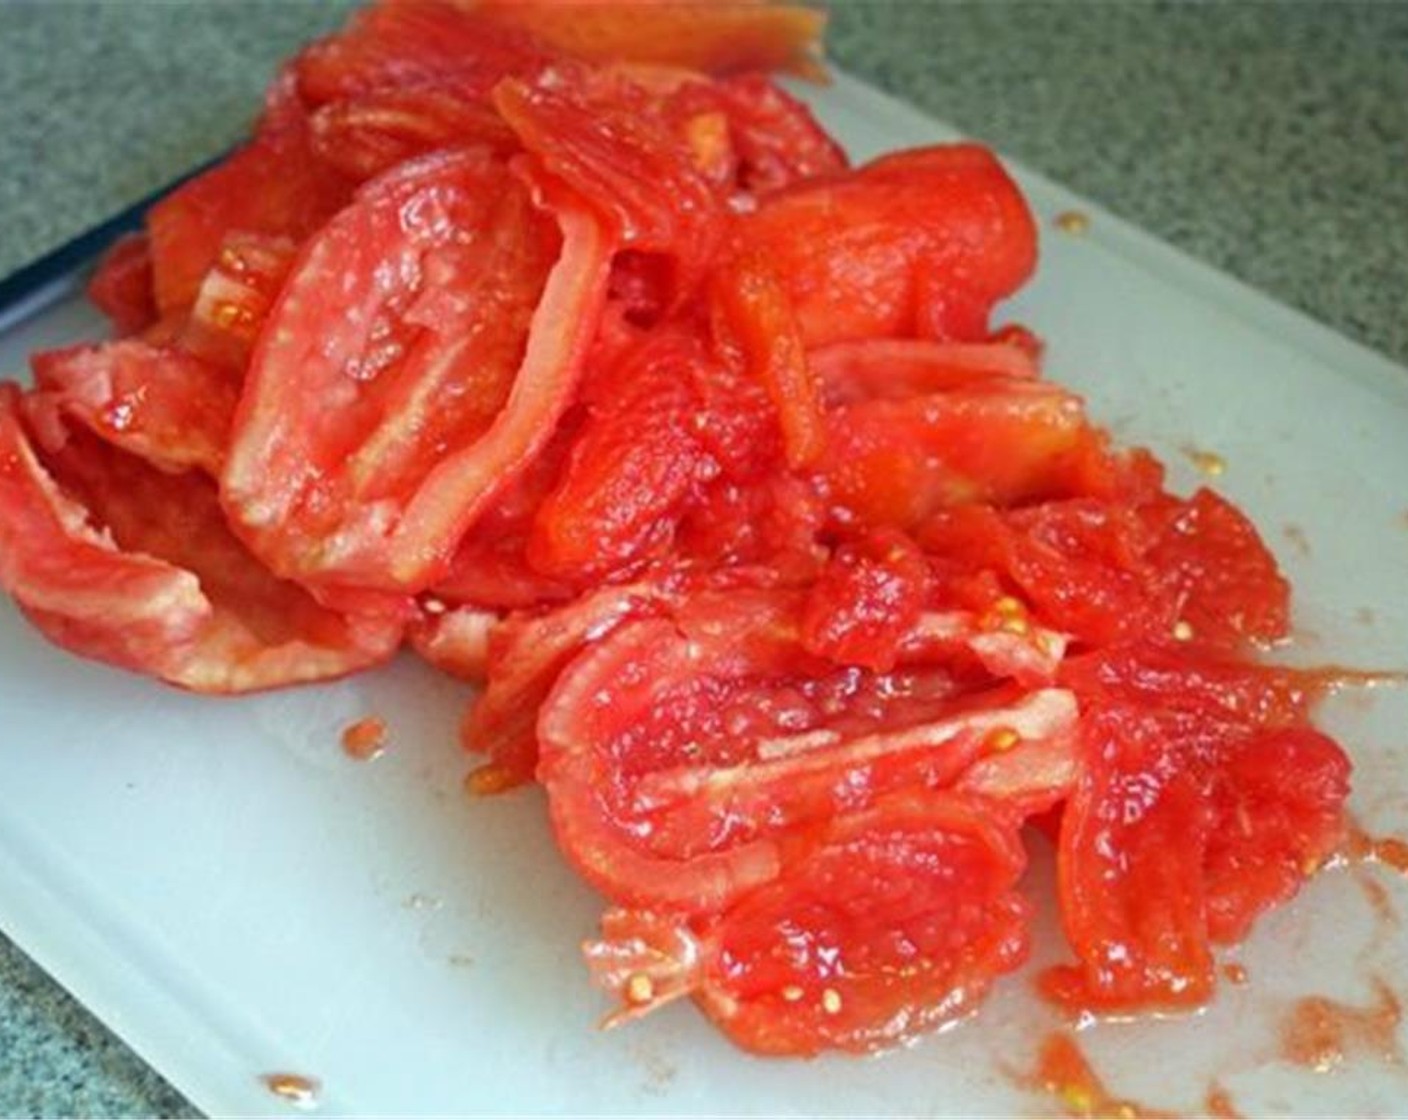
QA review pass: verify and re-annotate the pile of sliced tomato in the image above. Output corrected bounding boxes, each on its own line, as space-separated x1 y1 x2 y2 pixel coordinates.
0 0 1353 1056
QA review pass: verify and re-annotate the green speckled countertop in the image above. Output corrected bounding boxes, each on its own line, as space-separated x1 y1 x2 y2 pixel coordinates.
0 2 1404 1115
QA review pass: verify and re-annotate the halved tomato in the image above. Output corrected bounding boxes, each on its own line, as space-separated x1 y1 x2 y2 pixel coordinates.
221 148 612 593
0 385 402 692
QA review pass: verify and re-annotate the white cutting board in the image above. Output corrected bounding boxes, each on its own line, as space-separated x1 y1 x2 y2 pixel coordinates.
1 71 1406 1116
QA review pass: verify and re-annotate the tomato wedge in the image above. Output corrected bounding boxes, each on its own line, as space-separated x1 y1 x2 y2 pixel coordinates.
0 385 402 692
586 790 1030 1056
222 148 612 592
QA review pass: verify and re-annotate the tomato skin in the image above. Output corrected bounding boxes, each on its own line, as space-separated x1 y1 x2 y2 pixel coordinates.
221 148 612 593
731 145 1037 348
87 233 157 336
0 385 402 693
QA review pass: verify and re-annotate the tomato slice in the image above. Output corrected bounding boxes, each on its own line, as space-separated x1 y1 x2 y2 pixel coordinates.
464 576 680 789
730 145 1037 347
86 233 157 336
1204 727 1349 944
1043 706 1217 1012
309 87 519 182
222 148 612 592
493 68 725 313
799 530 928 673
584 790 1030 1056
469 1 827 79
538 589 1078 912
819 378 1109 530
812 338 1040 405
1145 487 1290 647
27 341 237 477
710 251 826 469
680 73 847 194
294 0 551 107
146 108 351 315
527 329 714 581
0 385 402 692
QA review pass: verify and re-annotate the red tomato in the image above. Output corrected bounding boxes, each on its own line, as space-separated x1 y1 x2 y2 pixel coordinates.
145 108 351 315
463 575 680 789
799 530 928 673
1203 727 1349 943
221 148 612 593
179 233 297 373
86 233 157 336
528 329 715 581
812 338 1040 405
1043 706 1217 1011
493 68 725 311
586 790 1031 1056
710 251 826 469
407 602 498 682
294 0 551 107
469 0 827 79
1145 487 1290 647
538 591 1079 913
820 378 1111 530
730 145 1037 347
309 87 519 182
27 341 237 477
0 385 402 692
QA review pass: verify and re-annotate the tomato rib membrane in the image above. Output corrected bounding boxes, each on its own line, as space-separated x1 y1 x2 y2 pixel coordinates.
0 385 403 692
